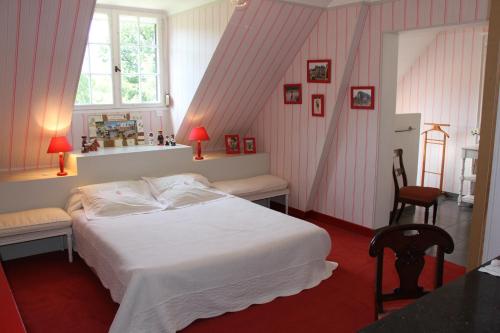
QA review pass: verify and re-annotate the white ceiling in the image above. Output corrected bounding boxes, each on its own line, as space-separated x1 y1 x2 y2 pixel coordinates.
397 23 486 79
96 0 373 15
397 28 441 80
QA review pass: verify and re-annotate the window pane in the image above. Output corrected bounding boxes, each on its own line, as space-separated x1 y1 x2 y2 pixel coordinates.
121 75 140 103
76 12 113 106
140 75 158 103
81 47 90 74
120 46 139 73
120 16 139 45
89 44 111 74
140 47 157 74
91 75 113 104
75 74 91 105
140 22 157 45
88 13 110 44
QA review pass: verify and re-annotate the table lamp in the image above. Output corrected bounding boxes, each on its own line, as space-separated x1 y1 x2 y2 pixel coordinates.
47 136 73 176
189 127 210 160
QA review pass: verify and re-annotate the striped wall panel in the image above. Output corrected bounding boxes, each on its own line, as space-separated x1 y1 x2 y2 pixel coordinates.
175 0 324 147
247 0 490 228
169 0 235 132
396 24 488 194
246 3 363 214
0 0 96 172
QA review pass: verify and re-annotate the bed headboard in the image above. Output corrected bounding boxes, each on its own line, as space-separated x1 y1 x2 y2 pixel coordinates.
0 145 270 213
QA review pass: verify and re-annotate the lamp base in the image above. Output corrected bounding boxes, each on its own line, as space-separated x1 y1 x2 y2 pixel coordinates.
57 171 68 176
194 156 204 160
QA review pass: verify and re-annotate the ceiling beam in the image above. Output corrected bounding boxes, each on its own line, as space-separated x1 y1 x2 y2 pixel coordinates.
305 2 369 211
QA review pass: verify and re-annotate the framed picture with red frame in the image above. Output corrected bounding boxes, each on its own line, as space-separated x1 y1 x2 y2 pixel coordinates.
311 94 324 117
351 86 375 110
307 59 331 83
224 134 240 154
283 84 302 104
243 137 256 154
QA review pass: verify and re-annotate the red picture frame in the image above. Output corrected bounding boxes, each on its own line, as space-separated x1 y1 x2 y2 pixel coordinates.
307 59 331 83
311 94 325 117
351 86 375 110
243 137 256 154
283 84 302 104
224 134 240 154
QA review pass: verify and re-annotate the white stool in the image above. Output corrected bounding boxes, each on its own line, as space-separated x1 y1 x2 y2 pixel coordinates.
0 208 73 262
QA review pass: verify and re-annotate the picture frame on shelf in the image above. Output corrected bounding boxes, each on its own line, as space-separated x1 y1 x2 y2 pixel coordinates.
243 137 256 154
225 134 241 154
311 94 325 117
307 59 331 83
283 84 302 104
351 86 375 110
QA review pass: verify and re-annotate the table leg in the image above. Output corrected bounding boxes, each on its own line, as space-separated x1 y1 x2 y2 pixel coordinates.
67 233 73 263
458 154 466 206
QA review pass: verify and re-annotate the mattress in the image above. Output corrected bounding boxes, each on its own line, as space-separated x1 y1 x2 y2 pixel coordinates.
72 195 336 333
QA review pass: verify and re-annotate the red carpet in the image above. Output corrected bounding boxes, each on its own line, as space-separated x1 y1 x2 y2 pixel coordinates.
3 220 465 333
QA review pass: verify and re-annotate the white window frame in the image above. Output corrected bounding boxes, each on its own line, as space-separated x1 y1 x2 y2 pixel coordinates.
75 6 166 113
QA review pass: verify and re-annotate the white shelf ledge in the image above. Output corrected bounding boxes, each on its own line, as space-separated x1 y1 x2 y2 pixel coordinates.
0 168 77 183
460 175 477 182
70 144 190 158
194 151 266 161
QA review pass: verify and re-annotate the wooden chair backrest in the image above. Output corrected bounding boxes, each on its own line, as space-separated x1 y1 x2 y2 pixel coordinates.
369 224 454 317
393 149 408 195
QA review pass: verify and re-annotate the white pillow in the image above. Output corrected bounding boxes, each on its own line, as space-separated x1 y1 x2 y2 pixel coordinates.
155 187 226 209
76 180 165 220
65 192 83 214
143 173 210 198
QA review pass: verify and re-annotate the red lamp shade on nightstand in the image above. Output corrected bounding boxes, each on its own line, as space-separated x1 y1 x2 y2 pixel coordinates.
47 136 73 176
189 127 210 160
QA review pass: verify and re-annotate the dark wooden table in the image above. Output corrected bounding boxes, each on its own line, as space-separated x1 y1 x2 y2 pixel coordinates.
359 257 500 333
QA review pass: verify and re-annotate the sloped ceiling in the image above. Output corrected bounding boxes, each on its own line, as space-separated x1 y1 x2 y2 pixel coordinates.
176 0 323 147
96 0 372 15
0 0 96 171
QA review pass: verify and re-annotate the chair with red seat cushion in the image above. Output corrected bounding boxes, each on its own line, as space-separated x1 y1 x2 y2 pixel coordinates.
391 149 442 225
369 223 454 320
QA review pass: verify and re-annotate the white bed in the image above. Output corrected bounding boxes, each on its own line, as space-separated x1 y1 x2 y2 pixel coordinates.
71 193 336 333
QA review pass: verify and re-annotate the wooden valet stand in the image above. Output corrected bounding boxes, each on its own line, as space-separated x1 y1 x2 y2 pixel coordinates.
421 123 450 192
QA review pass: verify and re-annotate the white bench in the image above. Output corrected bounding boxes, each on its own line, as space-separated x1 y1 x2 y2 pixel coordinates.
211 175 289 214
0 208 73 262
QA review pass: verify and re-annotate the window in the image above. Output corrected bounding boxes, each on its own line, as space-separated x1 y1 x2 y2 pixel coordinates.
75 9 163 108
76 13 113 105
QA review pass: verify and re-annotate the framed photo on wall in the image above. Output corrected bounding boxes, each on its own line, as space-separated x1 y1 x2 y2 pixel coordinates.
311 94 325 117
351 86 375 110
243 137 256 154
225 134 241 154
283 84 302 104
307 59 331 83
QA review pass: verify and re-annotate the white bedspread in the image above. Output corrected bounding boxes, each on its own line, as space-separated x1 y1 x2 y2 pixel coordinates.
72 195 336 333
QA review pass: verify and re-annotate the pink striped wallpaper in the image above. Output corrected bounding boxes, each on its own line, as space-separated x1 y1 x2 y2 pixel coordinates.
0 0 96 172
247 0 489 228
175 0 324 147
169 0 235 132
396 24 488 194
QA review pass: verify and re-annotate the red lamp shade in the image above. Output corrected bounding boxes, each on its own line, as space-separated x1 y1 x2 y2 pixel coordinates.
47 136 72 176
189 127 210 141
47 136 73 153
189 127 209 160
